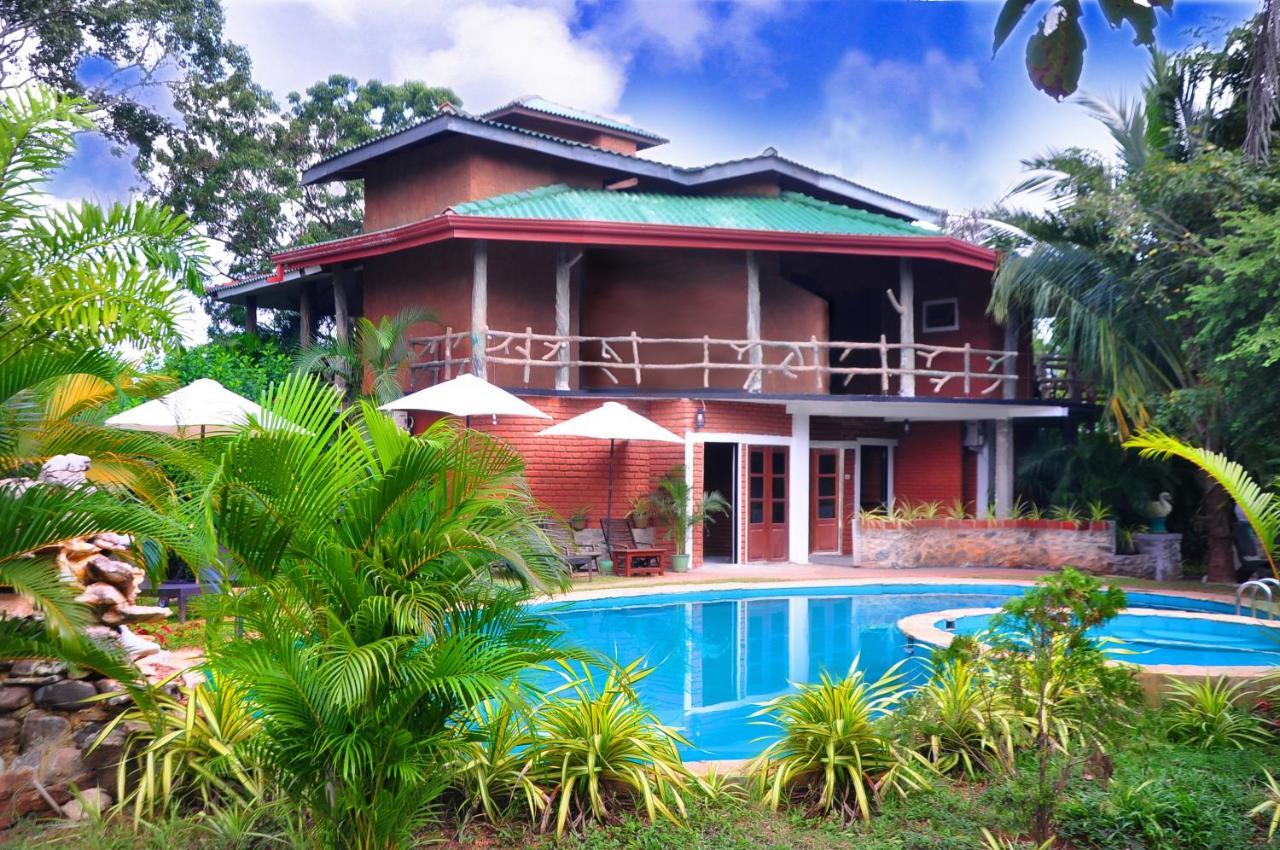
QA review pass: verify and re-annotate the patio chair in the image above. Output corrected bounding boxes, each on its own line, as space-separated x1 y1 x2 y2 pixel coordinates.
600 517 664 577
543 521 601 579
1234 516 1269 583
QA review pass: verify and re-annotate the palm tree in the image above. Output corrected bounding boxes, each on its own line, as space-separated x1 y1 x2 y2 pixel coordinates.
198 373 571 849
1125 429 1279 579
294 307 435 405
0 86 209 666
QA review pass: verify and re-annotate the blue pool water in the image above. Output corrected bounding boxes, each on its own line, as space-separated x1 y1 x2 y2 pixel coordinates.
949 610 1280 668
537 583 1237 761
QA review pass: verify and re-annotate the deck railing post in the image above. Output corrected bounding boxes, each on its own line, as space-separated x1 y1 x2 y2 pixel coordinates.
470 240 488 379
898 258 916 396
745 251 763 392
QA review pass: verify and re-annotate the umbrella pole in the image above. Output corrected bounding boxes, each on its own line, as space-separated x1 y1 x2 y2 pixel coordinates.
605 438 615 551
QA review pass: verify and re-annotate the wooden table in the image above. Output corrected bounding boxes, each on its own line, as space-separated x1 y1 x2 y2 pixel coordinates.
611 547 664 577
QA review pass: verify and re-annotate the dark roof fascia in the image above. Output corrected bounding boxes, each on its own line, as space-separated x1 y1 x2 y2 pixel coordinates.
483 104 667 148
301 114 945 225
683 159 943 225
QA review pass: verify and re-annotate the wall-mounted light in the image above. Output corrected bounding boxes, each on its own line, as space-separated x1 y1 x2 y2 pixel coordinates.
694 403 706 431
902 419 912 436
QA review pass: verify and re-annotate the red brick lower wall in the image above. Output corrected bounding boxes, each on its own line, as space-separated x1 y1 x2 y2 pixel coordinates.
892 422 964 508
452 397 792 568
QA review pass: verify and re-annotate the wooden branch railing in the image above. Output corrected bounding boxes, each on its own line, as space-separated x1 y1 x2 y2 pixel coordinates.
410 327 1018 396
1034 354 1095 402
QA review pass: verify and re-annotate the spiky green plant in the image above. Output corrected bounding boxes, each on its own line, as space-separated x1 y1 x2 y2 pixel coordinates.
95 677 266 821
453 698 545 824
1162 677 1271 750
533 659 692 837
1250 769 1280 842
652 466 730 556
197 373 573 850
910 658 1023 776
1124 429 1280 579
749 659 932 822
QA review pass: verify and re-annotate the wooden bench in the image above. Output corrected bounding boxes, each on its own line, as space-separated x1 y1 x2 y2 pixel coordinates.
600 518 664 577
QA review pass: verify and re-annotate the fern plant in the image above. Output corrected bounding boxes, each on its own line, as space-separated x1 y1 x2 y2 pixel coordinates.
1124 429 1280 578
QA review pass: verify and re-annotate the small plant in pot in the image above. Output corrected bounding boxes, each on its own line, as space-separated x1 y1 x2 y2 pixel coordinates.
568 506 590 532
654 465 730 572
629 494 654 529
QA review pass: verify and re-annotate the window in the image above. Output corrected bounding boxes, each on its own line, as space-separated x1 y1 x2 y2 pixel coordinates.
921 298 960 333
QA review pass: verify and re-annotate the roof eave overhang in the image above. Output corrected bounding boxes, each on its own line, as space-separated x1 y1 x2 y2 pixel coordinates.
483 104 668 148
265 215 998 273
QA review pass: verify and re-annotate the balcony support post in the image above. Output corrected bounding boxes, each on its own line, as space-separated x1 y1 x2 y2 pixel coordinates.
898 258 916 396
746 251 762 392
243 295 258 336
333 265 351 345
788 409 811 563
1002 316 1019 400
299 286 315 350
471 240 488 379
555 246 579 391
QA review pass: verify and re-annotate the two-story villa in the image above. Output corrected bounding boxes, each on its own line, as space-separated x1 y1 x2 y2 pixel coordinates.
213 96 1071 568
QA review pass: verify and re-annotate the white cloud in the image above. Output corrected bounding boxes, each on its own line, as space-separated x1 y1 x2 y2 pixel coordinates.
395 4 624 113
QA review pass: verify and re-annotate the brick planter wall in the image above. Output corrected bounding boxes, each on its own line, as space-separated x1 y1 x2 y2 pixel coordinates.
858 519 1115 572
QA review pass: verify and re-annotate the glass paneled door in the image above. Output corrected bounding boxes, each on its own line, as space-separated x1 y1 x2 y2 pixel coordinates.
809 449 840 553
747 447 787 561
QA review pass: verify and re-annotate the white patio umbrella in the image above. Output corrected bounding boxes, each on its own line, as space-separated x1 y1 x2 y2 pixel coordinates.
537 401 683 547
379 373 550 423
106 378 269 438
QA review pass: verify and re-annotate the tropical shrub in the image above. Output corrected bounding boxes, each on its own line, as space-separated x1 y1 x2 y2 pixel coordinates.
1161 676 1270 749
1250 769 1280 843
652 466 730 557
749 659 932 822
0 85 208 668
197 374 572 850
533 660 692 837
162 334 295 402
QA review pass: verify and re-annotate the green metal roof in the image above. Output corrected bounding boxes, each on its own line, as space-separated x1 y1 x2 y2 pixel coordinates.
452 185 933 237
484 96 666 142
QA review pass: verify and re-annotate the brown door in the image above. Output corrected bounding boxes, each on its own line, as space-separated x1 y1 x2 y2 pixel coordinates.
747 447 788 561
810 449 839 553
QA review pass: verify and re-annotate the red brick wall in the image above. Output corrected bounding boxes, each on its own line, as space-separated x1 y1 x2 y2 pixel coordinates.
893 421 964 506
579 248 828 392
913 261 1019 399
363 137 608 231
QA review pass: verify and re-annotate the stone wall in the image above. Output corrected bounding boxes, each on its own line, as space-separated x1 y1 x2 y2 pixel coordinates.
0 659 129 827
858 519 1115 572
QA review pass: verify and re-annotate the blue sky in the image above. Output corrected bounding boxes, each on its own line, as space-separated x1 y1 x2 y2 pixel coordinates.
59 0 1258 214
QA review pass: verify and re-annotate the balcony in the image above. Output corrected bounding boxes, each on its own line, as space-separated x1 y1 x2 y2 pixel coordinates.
410 327 1019 398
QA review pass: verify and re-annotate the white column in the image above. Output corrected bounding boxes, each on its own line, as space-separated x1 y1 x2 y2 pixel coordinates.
994 418 1014 519
555 246 572 390
898 258 916 397
746 251 762 392
470 240 488 379
788 410 811 563
975 427 991 518
787 597 809 682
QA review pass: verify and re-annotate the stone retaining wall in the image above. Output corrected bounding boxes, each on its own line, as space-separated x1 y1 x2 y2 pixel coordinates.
0 660 130 827
858 519 1115 572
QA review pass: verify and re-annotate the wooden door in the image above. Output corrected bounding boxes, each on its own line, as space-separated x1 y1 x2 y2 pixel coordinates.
747 447 788 561
810 449 839 553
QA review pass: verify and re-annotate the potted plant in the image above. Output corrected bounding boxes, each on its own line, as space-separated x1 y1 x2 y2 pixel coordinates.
653 466 730 572
568 507 590 532
629 494 654 529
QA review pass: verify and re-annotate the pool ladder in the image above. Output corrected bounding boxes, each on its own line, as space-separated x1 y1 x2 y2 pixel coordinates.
1236 578 1280 620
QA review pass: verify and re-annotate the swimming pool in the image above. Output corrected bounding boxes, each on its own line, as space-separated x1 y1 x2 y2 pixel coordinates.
537 582 1237 761
923 607 1280 668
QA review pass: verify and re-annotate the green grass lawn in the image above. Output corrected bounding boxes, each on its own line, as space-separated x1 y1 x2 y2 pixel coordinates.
8 731 1275 849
